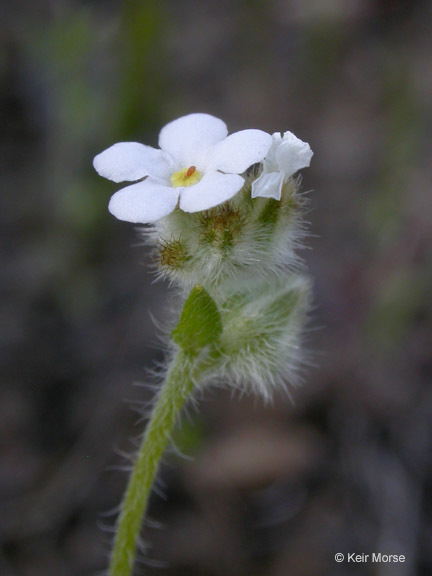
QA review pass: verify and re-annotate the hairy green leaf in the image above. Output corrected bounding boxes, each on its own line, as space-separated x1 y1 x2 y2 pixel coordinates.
171 285 222 354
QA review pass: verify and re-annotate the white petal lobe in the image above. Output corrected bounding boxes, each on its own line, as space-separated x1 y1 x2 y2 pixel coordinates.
251 172 285 200
158 113 228 167
108 179 179 223
93 142 170 183
275 132 313 178
179 172 244 213
206 129 272 174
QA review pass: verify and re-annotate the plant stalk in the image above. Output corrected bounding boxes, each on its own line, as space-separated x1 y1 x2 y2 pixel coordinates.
109 349 200 576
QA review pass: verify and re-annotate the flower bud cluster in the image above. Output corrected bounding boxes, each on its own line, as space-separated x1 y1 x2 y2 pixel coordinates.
147 170 311 399
151 173 307 293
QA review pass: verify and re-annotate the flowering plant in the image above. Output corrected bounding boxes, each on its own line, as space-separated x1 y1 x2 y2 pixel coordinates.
94 113 313 576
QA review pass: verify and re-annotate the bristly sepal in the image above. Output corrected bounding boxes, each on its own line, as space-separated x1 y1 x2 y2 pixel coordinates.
146 174 308 298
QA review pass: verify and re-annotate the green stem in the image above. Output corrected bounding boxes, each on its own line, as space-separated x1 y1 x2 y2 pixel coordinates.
109 349 202 576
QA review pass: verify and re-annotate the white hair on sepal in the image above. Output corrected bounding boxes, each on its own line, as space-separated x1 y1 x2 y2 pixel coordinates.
212 274 311 401
137 174 310 296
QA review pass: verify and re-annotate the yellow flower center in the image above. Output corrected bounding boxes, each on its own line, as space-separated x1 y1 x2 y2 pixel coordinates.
170 165 202 187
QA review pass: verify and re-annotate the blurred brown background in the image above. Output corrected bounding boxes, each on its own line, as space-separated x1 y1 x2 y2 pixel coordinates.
1 1 432 575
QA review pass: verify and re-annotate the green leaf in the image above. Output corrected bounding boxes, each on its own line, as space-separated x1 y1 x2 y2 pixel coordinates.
171 285 223 354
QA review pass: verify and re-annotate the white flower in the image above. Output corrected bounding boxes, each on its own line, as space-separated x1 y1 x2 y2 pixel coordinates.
93 113 272 223
251 131 313 200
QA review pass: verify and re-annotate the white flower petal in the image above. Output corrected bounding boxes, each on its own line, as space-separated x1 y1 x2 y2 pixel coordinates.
93 142 171 183
251 171 285 200
275 131 313 178
158 113 228 167
261 132 282 173
206 129 272 173
108 179 179 223
179 172 244 213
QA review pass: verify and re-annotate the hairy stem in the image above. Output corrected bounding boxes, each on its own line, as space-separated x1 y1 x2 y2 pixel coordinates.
109 349 202 576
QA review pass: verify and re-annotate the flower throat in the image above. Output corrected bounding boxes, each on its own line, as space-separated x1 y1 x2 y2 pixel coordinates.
171 165 202 187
